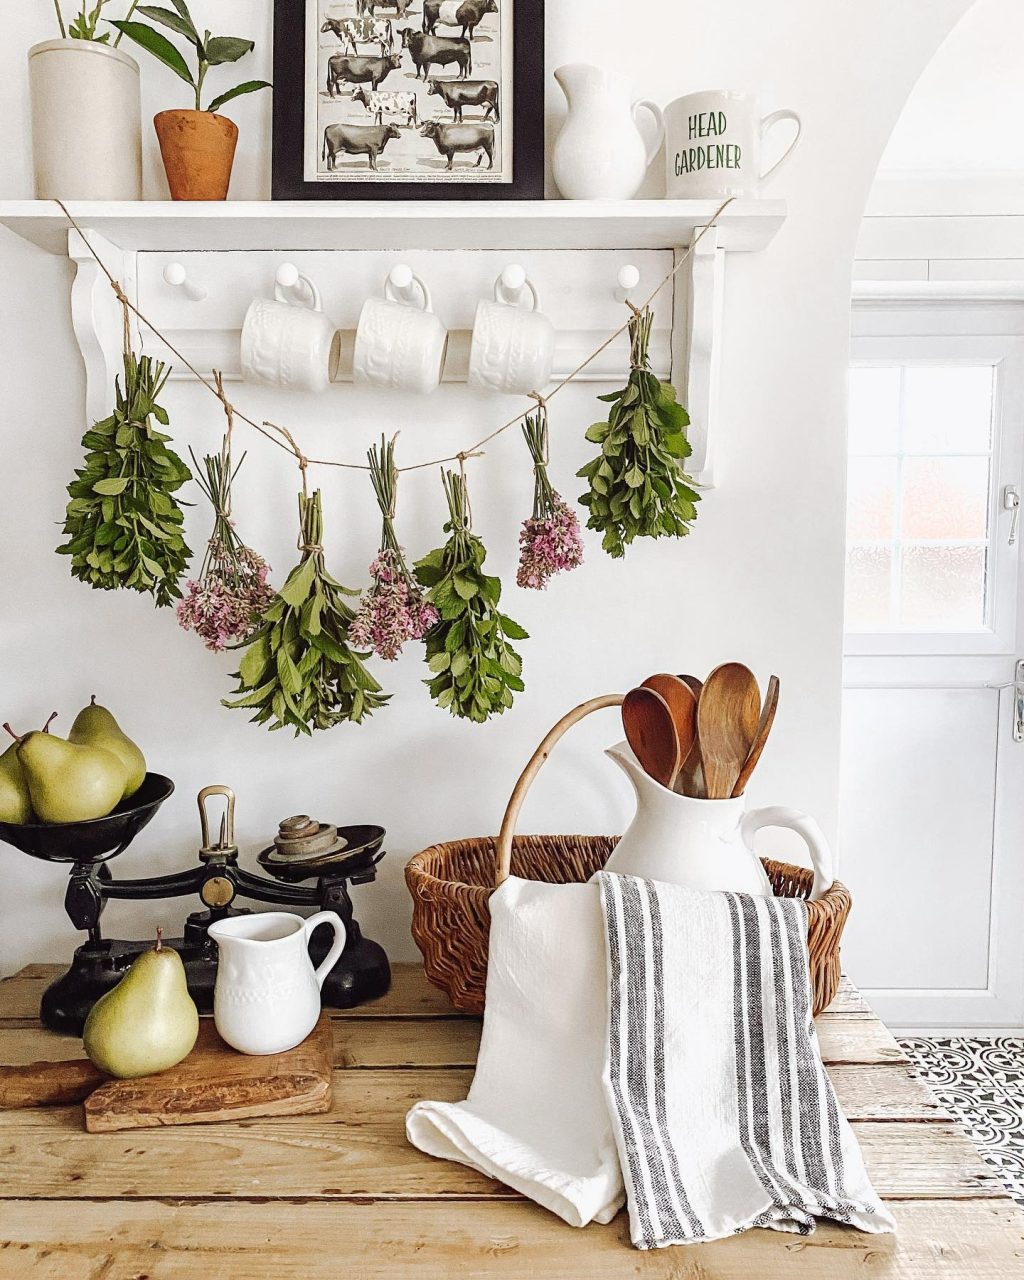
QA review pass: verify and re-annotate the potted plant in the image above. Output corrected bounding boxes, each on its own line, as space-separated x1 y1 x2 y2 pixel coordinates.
29 3 143 199
111 2 270 201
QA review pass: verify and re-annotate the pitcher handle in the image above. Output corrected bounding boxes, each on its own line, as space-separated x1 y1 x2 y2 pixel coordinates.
759 109 802 183
740 805 833 901
632 99 666 169
303 911 347 989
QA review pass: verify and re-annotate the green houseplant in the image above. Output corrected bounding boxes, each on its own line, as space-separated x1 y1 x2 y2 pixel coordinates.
111 1 270 200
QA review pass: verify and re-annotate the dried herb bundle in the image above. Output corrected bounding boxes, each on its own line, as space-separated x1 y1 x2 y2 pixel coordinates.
577 307 699 558
415 470 527 722
57 351 192 607
224 489 388 735
517 407 584 590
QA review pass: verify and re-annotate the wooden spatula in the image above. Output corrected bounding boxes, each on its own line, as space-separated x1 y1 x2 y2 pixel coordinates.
697 663 761 799
622 686 682 789
731 674 780 797
641 674 697 777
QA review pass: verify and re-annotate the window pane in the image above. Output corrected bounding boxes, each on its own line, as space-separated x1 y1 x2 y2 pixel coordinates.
847 457 897 539
900 545 987 629
845 545 895 629
902 366 993 454
901 456 990 540
849 367 900 455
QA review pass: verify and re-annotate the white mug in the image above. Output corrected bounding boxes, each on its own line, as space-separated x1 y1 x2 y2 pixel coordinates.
353 270 449 394
240 273 341 393
468 274 555 396
208 910 346 1056
664 91 801 198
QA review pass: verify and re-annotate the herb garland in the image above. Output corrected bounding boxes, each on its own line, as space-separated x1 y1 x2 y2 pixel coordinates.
577 306 699 559
415 470 528 722
224 488 388 735
57 351 192 607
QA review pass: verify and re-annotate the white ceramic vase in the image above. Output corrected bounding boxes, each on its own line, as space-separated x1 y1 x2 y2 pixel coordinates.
29 39 143 200
552 63 665 201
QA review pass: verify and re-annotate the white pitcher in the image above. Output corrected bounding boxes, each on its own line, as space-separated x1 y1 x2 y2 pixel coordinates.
552 64 665 200
208 911 346 1056
603 743 833 900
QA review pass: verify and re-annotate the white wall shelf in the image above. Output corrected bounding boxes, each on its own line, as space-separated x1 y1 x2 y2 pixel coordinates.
0 198 786 487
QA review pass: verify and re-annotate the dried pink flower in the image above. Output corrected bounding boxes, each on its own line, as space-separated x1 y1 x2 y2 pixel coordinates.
517 408 584 590
350 549 439 661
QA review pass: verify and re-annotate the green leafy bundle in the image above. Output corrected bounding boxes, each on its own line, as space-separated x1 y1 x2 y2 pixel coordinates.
414 470 528 723
577 306 700 558
224 489 388 735
57 351 192 608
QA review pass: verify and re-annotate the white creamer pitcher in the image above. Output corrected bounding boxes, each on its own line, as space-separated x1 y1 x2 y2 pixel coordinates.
208 911 346 1056
603 743 833 900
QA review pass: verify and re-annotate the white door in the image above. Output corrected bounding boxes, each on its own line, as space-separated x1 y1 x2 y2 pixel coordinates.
840 301 1024 1028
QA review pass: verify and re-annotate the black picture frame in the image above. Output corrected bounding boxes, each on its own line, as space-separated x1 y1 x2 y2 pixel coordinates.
272 0 544 200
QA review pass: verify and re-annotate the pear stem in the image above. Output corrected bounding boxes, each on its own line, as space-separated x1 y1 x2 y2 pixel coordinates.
90 695 97 706
42 712 58 734
2 723 21 744
155 926 163 953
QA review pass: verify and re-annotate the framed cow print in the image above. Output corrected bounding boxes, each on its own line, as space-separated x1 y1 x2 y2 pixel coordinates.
272 0 544 199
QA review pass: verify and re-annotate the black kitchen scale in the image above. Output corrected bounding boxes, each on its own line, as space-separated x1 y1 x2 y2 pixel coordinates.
0 777 391 1033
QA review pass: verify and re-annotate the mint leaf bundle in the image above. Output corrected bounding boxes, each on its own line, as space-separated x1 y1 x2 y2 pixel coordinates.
224 489 388 735
414 470 528 722
577 307 700 559
57 351 192 607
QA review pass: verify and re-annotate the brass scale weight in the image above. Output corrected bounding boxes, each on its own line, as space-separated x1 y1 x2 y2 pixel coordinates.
0 780 389 1033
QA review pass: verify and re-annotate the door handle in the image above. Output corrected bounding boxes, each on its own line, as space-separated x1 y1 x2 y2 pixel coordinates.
1015 659 1024 743
1003 484 1020 546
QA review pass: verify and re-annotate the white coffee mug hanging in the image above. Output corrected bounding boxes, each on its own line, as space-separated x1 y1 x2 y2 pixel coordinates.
240 271 340 394
468 268 555 396
664 91 801 199
552 64 665 200
353 266 449 395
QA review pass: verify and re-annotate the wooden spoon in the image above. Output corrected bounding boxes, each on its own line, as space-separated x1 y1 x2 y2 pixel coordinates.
675 674 705 797
621 686 682 789
641 674 697 788
697 663 761 799
730 675 780 797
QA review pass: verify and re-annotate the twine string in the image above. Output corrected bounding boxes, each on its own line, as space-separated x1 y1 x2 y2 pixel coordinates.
54 197 735 476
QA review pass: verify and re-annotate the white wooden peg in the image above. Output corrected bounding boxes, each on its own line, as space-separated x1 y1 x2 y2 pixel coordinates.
275 262 319 306
386 263 422 304
615 264 641 303
496 263 528 304
162 262 206 302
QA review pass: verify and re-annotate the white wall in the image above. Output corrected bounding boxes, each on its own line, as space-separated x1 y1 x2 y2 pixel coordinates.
0 1 970 975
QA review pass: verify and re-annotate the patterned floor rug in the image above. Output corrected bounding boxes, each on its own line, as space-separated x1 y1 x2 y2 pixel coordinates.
900 1036 1024 1208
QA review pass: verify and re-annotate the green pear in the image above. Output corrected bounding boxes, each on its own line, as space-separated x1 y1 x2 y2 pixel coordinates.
0 738 32 824
17 729 127 824
83 931 199 1079
69 696 146 800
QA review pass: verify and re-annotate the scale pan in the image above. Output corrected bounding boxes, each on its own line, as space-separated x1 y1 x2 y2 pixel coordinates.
0 773 175 864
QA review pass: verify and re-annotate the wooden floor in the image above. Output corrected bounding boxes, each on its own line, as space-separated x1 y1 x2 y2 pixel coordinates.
0 962 1021 1278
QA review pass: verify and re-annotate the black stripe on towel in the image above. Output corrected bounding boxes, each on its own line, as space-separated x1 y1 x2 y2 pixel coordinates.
599 873 657 1246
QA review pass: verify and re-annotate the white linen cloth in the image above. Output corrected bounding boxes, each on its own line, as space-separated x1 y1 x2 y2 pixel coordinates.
406 873 895 1247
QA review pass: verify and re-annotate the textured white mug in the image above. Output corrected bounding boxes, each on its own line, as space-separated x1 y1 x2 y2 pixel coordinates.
208 911 346 1056
240 273 341 393
468 274 555 395
353 271 449 394
664 90 801 198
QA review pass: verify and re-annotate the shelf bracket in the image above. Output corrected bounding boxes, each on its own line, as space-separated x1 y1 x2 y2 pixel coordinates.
673 226 724 488
69 228 137 424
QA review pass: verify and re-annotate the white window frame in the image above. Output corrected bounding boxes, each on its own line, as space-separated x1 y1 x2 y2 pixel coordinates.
847 300 1024 658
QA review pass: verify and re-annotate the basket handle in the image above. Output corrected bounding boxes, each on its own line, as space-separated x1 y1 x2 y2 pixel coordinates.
495 694 625 887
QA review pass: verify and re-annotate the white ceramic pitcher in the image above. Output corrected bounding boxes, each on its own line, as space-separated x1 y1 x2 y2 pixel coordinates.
208 911 346 1056
603 743 833 900
552 64 665 200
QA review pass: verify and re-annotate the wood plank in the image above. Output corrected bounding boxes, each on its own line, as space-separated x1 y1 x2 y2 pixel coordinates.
0 963 466 1025
824 975 872 1015
1 1197 1022 1280
0 1069 1000 1201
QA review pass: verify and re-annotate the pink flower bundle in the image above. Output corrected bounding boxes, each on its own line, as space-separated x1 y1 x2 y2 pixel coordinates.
176 438 274 652
351 436 439 662
517 407 584 590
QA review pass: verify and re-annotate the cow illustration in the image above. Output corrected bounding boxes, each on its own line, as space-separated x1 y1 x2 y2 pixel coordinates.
326 53 403 96
422 0 498 39
321 15 394 55
353 87 419 127
419 119 495 169
397 29 472 79
427 78 499 122
322 122 402 171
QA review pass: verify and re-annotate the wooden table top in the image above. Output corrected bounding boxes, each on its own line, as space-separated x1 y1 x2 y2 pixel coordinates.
0 962 1020 1278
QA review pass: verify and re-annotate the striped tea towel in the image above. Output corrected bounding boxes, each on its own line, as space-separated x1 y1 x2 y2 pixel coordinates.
597 871 896 1246
406 877 625 1227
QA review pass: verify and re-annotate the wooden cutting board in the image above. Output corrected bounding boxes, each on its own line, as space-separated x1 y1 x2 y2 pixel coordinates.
0 1014 333 1131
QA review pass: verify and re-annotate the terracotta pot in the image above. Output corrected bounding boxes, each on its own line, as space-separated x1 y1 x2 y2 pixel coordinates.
154 109 239 201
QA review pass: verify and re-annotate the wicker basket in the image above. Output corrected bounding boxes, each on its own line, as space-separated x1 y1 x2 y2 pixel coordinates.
407 695 852 1017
